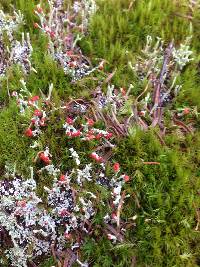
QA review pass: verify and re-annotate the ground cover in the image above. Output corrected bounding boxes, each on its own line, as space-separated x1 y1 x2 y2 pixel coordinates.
0 1 200 266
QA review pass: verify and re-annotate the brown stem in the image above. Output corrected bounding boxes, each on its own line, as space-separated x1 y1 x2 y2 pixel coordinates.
151 41 174 126
173 116 193 134
132 192 141 209
116 191 126 231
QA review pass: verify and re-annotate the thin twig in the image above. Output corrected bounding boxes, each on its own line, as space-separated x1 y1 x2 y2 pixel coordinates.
132 192 141 209
104 69 116 84
173 116 193 134
116 191 126 231
151 41 174 127
143 162 160 165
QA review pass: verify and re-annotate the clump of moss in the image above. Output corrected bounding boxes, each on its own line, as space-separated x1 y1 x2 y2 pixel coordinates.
0 0 200 266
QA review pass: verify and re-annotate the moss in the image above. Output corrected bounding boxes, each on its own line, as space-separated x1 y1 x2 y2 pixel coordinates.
0 0 200 266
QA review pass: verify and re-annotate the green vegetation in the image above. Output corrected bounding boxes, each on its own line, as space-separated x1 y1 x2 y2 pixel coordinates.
0 0 200 266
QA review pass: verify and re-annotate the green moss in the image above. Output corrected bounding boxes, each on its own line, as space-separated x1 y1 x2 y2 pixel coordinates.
0 0 200 266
